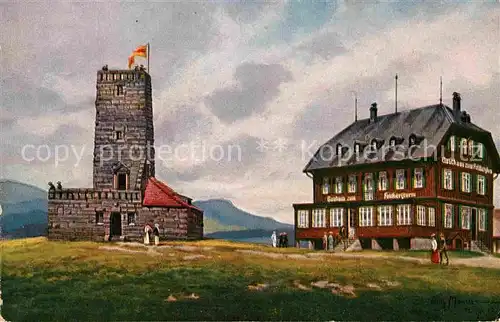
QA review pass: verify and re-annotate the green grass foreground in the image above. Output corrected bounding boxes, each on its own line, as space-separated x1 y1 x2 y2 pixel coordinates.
2 238 500 321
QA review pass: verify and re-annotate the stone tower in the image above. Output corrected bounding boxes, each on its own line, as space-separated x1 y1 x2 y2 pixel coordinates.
93 66 155 191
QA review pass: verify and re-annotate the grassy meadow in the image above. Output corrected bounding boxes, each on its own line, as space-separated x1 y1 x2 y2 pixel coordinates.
2 237 500 321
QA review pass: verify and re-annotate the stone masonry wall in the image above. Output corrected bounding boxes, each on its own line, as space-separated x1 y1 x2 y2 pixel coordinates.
48 188 203 242
93 70 155 191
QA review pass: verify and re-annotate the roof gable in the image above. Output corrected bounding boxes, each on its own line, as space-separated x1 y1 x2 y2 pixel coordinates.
143 177 202 211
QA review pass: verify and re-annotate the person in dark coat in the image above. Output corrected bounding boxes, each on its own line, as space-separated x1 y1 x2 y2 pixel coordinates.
278 233 283 248
438 232 449 265
283 233 288 247
153 224 160 246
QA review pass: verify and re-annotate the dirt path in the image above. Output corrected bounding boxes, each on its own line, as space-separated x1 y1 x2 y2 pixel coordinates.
236 249 500 269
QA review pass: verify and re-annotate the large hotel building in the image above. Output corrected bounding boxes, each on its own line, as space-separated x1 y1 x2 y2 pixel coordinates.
293 93 499 251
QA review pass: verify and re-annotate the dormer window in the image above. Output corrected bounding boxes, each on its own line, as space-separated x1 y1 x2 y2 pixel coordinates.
390 138 396 147
467 139 474 156
409 136 416 146
448 135 456 152
355 144 360 154
336 144 342 155
371 140 377 150
115 131 123 140
460 138 468 155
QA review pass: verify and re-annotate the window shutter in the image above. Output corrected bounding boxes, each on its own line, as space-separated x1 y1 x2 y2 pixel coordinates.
485 209 488 230
447 138 451 151
374 173 378 192
459 172 463 191
471 174 475 193
422 168 426 187
458 205 462 229
485 177 488 195
442 169 445 189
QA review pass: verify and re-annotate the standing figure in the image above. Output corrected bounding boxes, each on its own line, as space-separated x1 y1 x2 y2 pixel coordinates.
144 224 152 245
278 233 284 248
322 233 328 251
153 224 160 246
438 232 449 265
271 231 277 248
328 232 334 251
283 233 288 247
430 233 439 264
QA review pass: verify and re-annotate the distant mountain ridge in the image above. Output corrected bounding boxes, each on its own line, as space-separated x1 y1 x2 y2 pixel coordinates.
0 180 293 243
193 199 293 234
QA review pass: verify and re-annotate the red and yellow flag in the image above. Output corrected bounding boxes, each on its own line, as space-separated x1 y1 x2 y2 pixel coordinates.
128 44 148 69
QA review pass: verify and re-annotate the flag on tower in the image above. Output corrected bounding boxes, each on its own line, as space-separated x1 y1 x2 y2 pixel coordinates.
128 44 148 69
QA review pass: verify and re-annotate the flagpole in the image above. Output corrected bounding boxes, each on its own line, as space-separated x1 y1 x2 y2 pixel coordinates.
147 43 150 74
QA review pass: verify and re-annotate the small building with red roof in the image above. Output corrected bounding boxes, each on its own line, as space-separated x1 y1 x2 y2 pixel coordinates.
47 67 203 242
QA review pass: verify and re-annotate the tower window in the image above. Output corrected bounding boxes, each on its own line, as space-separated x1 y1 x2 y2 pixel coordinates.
117 173 127 190
115 131 123 140
116 85 124 96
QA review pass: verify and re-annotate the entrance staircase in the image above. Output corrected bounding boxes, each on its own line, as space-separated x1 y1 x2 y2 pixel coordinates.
333 238 360 252
470 240 491 255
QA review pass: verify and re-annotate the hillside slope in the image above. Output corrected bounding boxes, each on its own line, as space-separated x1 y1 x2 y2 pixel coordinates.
194 199 292 231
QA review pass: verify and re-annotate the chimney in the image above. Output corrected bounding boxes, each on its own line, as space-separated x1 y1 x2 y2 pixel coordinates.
465 113 471 123
453 92 461 117
370 102 378 123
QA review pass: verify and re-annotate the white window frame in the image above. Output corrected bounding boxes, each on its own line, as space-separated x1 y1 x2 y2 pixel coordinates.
396 204 412 225
428 207 436 227
377 206 393 226
460 138 468 155
330 208 344 227
396 169 406 190
297 210 309 228
416 205 426 226
444 204 454 229
378 171 388 191
478 208 486 231
461 172 471 193
414 168 423 188
443 169 453 190
335 177 343 194
364 173 374 201
359 207 374 227
468 140 474 156
477 143 484 159
477 175 486 195
449 135 456 152
322 177 330 195
461 206 471 230
348 175 357 193
312 209 327 228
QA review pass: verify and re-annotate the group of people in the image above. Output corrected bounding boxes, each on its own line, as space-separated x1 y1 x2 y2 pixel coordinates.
144 223 160 246
271 231 289 248
323 226 347 251
430 232 449 265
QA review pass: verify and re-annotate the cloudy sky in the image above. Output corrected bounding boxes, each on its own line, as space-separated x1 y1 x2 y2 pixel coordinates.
1 1 499 223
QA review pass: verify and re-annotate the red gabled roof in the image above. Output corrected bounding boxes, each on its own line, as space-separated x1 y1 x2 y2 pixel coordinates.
143 177 202 212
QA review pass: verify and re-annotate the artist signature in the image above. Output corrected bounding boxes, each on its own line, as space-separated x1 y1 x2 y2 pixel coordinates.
430 295 500 318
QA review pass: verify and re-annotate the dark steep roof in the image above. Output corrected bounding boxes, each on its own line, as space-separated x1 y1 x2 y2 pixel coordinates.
303 104 500 172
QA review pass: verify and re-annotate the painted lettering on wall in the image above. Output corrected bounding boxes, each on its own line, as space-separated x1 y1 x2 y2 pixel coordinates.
326 195 356 202
441 156 493 175
383 192 417 200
